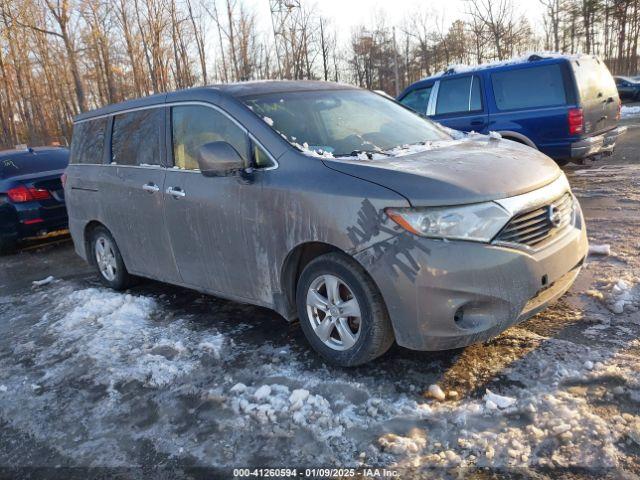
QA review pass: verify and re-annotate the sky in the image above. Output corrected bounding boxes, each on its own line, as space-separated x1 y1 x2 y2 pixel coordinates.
201 0 549 76
242 0 547 47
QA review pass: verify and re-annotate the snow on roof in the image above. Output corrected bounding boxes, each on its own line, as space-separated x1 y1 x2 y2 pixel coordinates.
421 52 588 82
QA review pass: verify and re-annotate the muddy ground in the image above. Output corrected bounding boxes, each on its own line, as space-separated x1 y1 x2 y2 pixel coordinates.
0 122 639 479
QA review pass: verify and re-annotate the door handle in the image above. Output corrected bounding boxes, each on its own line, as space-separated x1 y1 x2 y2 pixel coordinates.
142 183 160 193
470 120 484 126
166 186 186 198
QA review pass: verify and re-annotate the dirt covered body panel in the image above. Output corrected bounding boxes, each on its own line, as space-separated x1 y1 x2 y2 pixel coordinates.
323 137 562 206
354 203 588 350
66 85 409 313
66 81 588 353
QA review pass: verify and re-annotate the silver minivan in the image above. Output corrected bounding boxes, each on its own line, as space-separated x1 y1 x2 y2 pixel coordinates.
65 81 588 366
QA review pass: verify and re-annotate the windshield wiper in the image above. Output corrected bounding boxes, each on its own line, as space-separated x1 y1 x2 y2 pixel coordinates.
401 140 431 147
336 149 392 159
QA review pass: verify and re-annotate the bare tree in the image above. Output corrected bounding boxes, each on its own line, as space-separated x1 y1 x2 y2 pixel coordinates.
186 0 208 84
541 0 564 51
466 0 525 60
1 0 640 149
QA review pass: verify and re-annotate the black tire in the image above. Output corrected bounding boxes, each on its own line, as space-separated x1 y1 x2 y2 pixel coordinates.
296 252 394 367
89 226 133 290
0 236 17 255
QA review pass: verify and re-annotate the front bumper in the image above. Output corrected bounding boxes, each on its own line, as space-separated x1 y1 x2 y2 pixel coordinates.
355 207 588 351
570 126 627 158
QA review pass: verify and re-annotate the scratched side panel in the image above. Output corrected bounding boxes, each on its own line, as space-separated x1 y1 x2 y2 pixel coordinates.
65 164 106 260
252 151 409 309
159 89 411 313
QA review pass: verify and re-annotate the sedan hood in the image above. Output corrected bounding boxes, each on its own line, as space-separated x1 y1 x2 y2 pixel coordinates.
322 137 562 206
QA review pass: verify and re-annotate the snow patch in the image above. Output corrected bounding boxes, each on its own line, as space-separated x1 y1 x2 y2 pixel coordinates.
603 278 639 314
431 51 575 78
289 389 310 410
426 384 446 401
291 141 335 159
253 385 272 401
484 389 517 410
589 244 611 256
32 276 55 287
229 382 342 433
378 428 427 454
198 334 225 360
621 105 640 118
37 288 227 389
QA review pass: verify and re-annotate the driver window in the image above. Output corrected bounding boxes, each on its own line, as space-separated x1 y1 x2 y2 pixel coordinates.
172 105 248 170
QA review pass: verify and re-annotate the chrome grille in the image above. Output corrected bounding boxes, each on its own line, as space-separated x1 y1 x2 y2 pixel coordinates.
495 193 574 248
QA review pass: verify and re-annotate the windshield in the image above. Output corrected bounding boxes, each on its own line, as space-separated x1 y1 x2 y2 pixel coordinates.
242 89 451 157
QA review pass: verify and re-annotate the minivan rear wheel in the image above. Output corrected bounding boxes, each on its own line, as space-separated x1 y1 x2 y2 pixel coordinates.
296 252 394 366
90 227 133 290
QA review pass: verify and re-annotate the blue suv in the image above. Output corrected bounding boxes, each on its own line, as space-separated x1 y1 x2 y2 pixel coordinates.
398 54 626 164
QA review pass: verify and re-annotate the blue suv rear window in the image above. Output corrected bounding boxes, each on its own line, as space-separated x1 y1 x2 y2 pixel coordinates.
491 64 567 111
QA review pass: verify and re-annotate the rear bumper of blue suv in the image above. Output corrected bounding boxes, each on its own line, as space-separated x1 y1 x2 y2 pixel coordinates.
569 126 627 159
541 125 627 160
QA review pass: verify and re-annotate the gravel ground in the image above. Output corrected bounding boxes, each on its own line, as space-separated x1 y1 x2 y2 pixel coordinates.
0 125 639 479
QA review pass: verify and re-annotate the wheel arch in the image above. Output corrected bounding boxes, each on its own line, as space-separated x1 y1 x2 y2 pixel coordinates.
83 220 108 265
279 241 347 320
498 130 538 149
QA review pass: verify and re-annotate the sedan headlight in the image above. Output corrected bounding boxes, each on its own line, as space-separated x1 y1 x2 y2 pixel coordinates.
385 202 511 242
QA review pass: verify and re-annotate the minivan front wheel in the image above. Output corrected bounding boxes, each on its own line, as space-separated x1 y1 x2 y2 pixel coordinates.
90 227 132 290
296 252 394 366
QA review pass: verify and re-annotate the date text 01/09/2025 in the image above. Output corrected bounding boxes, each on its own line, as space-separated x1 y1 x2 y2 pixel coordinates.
232 468 400 477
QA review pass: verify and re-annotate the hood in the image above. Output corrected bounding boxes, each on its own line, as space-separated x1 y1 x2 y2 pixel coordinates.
322 137 561 207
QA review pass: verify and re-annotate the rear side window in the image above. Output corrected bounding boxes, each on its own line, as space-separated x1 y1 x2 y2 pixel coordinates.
436 76 482 115
491 64 567 110
111 109 163 166
70 118 107 164
400 86 432 113
171 105 248 171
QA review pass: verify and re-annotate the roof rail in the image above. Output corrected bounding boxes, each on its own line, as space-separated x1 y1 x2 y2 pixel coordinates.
443 67 456 75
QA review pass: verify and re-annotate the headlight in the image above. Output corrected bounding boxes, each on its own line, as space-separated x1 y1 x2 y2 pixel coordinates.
385 202 511 242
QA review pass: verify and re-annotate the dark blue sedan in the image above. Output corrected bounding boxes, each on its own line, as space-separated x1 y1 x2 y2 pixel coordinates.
0 146 69 252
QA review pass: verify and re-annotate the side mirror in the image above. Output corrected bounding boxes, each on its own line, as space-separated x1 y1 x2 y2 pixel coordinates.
197 141 245 177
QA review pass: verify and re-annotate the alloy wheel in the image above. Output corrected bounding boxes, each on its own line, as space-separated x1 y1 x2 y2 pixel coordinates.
306 274 362 351
95 236 117 282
